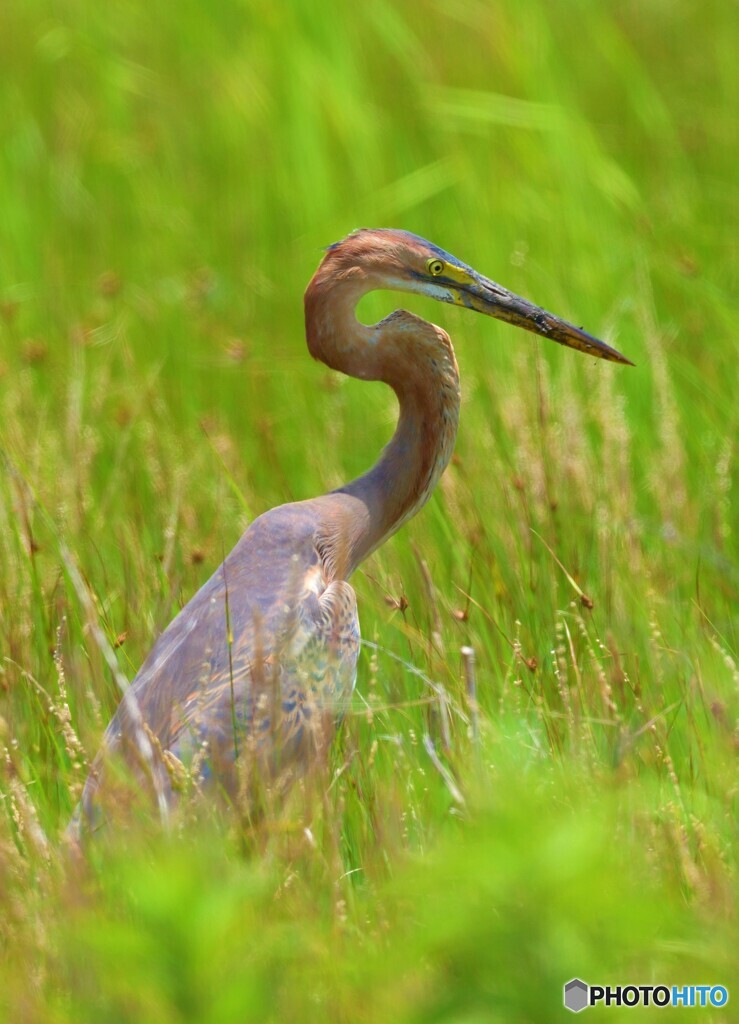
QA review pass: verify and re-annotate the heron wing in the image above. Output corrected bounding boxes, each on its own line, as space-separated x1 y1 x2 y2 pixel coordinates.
79 501 359 815
167 578 359 785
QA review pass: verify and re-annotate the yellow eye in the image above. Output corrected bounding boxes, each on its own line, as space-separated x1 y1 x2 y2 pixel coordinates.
427 258 445 276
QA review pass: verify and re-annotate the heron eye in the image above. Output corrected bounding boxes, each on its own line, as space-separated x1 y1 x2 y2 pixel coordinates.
427 258 445 276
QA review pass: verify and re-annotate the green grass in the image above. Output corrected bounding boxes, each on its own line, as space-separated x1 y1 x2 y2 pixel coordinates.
0 0 736 1020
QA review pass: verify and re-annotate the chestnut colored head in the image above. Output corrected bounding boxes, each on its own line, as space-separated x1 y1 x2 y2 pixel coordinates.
312 227 632 365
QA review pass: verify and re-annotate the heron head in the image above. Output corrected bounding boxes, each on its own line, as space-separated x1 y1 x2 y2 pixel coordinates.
324 228 632 365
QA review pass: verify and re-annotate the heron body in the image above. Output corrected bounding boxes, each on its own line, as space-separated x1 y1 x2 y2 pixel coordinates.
75 229 629 832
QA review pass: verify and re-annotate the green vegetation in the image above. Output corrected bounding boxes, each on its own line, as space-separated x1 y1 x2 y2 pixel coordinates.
1 0 736 1020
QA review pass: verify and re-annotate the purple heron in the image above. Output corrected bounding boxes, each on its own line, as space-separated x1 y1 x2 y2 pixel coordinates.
73 229 630 833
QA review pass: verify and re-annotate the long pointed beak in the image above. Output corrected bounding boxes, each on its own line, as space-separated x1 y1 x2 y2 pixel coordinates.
456 273 633 365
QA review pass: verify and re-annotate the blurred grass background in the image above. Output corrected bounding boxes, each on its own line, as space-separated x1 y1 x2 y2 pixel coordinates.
0 0 737 1021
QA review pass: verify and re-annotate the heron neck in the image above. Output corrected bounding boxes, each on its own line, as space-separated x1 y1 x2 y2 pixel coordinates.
336 374 460 568
305 273 461 574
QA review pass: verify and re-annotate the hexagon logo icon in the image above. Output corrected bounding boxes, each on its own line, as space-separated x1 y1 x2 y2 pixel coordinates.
564 978 589 1013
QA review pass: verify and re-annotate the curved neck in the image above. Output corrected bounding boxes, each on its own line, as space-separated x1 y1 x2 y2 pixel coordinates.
305 268 461 574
